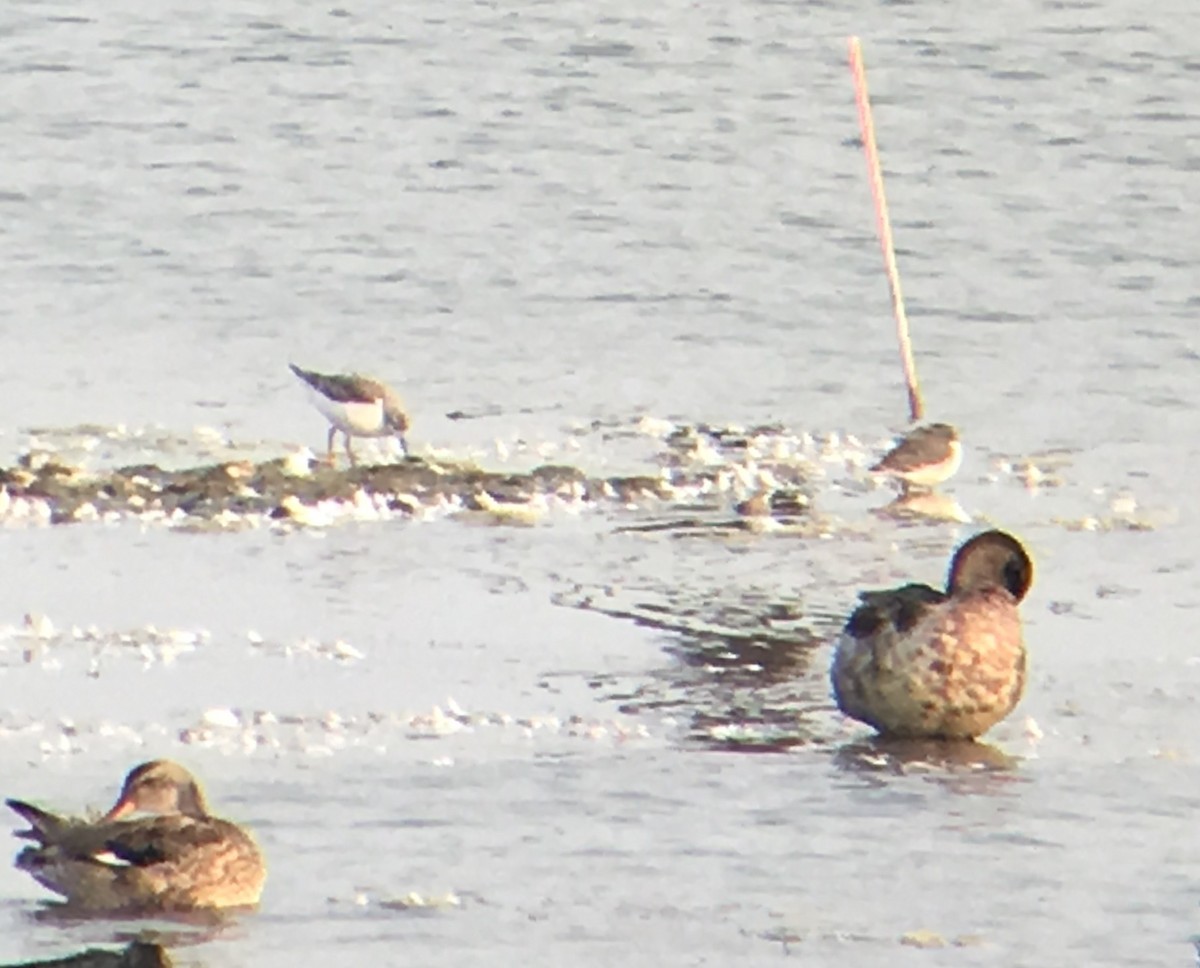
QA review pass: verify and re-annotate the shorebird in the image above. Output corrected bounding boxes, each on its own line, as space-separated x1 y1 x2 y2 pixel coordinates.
830 530 1034 740
289 363 410 465
872 422 962 491
6 759 266 912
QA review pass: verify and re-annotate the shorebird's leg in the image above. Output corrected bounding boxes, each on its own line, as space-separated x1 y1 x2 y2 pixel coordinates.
326 426 337 460
345 435 358 467
395 434 409 458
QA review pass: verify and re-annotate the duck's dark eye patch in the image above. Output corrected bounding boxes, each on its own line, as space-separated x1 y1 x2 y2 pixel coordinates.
1003 557 1031 597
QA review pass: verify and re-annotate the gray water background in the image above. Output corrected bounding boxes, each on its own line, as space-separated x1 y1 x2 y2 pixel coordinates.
1 0 1199 965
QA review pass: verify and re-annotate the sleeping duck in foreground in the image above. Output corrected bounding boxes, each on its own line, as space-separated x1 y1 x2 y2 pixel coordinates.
831 530 1034 740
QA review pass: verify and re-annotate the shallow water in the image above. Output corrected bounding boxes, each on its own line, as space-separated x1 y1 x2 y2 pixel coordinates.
3 0 1200 965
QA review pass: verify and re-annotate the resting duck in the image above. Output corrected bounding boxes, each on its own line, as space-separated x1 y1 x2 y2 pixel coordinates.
6 759 266 912
831 530 1034 740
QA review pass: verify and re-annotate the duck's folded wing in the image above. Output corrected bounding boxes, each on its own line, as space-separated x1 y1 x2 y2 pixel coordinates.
848 583 946 637
101 816 231 867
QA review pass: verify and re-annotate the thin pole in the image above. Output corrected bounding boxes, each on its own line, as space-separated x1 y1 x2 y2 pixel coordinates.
847 36 924 423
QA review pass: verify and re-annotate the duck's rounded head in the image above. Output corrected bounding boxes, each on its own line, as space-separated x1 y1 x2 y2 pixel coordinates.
947 529 1033 602
102 760 210 821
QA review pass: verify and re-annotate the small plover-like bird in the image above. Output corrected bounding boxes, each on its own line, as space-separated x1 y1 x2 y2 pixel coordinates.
289 363 410 465
872 422 961 491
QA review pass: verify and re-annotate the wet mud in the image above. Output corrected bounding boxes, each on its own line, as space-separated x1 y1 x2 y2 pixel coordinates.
0 422 822 530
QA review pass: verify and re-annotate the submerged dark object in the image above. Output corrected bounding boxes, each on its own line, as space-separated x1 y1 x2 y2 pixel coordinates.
2 941 171 968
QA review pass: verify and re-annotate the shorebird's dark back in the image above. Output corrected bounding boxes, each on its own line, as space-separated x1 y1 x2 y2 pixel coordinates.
289 364 382 405
289 362 410 463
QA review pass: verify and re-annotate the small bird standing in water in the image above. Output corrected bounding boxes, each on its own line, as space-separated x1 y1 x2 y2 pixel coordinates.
289 363 410 465
830 529 1034 740
6 759 266 912
872 422 962 491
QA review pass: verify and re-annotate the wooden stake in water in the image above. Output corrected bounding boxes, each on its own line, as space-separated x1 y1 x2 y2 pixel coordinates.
848 36 924 423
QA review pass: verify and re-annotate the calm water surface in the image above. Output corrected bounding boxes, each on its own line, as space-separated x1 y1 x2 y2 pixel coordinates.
1 0 1199 965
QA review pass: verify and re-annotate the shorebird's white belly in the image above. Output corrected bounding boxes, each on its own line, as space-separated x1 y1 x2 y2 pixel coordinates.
306 387 388 436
